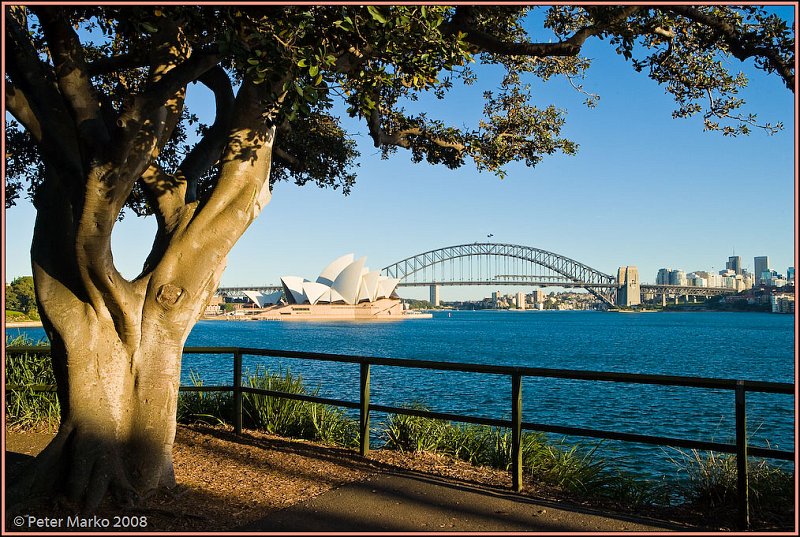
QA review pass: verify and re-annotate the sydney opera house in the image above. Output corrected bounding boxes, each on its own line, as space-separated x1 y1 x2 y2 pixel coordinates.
240 254 427 320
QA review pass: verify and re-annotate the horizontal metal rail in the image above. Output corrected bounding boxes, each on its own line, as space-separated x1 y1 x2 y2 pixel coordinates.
5 383 57 392
186 346 793 394
239 387 361 410
179 386 234 393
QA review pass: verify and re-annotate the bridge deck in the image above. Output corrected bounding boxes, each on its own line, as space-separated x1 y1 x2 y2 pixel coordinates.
217 283 732 296
216 243 735 300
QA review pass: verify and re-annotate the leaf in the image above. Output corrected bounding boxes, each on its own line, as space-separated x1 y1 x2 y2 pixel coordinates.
334 19 353 32
309 64 319 77
367 6 387 24
141 22 158 33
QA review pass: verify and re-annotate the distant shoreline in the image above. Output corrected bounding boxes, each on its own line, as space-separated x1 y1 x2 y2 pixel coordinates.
5 321 44 328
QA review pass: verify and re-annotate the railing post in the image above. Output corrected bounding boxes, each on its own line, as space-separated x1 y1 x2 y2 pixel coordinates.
511 371 523 492
233 351 243 436
359 362 371 457
735 380 749 530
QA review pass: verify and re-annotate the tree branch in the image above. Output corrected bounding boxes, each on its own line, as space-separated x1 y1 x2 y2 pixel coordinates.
5 8 63 113
366 108 466 152
273 146 301 168
666 6 794 90
447 6 641 58
195 77 276 226
5 7 82 173
139 163 187 232
87 52 150 77
111 50 222 173
125 50 222 122
32 6 110 148
112 25 203 191
5 66 84 190
6 82 43 142
176 66 235 202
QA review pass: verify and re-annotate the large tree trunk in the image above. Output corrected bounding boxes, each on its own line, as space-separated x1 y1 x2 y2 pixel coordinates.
18 247 224 510
8 57 276 509
23 321 186 507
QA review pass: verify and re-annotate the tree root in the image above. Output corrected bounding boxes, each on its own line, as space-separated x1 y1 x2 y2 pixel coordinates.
7 423 165 513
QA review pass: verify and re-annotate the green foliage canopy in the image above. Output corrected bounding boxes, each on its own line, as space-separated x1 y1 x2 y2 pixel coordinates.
5 6 794 215
5 276 38 316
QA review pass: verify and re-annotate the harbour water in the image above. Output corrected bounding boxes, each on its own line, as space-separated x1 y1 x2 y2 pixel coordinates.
7 310 795 480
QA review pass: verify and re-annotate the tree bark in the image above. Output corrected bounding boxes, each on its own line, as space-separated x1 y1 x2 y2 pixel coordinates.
13 79 275 509
15 187 232 510
16 205 216 509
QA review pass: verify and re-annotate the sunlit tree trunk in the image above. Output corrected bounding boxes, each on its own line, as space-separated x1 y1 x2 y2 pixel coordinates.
13 77 276 509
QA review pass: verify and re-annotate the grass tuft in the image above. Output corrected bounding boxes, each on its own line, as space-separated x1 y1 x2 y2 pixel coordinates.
241 365 358 447
177 370 233 426
667 448 795 527
5 335 59 430
381 405 626 499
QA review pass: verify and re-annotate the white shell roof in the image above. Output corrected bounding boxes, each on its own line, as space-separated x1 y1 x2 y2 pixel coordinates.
359 271 381 303
302 281 330 305
331 257 366 305
280 276 308 304
243 290 283 307
376 277 400 299
317 254 355 286
280 254 399 305
243 290 264 307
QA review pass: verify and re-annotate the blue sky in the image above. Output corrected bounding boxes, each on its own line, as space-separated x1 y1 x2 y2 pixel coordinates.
4 7 796 302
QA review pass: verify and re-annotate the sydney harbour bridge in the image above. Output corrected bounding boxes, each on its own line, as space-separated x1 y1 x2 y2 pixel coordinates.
217 242 735 307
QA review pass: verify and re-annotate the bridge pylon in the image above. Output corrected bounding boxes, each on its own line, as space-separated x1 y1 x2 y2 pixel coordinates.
615 266 641 307
430 284 440 307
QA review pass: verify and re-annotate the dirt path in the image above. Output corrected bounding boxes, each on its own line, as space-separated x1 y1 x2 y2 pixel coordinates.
241 472 683 532
5 425 696 532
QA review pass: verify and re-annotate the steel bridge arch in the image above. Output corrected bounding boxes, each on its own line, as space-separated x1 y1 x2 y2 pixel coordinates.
381 243 617 304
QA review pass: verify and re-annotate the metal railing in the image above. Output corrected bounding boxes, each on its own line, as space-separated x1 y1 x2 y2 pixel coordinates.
6 345 795 529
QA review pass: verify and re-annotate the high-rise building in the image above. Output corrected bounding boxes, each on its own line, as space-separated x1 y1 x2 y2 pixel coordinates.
787 267 795 282
491 290 501 308
516 291 526 310
669 270 687 286
656 268 671 285
726 256 742 275
754 256 770 285
530 288 545 304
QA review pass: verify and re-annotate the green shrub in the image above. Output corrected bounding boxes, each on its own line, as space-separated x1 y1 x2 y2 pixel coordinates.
241 365 358 447
668 448 795 526
380 405 627 498
177 370 234 426
5 336 59 430
382 402 450 452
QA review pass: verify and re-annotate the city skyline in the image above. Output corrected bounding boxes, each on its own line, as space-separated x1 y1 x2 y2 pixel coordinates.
3 8 796 303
